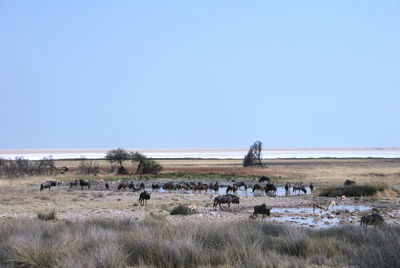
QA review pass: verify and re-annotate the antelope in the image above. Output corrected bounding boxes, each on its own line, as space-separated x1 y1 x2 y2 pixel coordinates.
188 204 196 212
313 204 327 213
313 200 337 213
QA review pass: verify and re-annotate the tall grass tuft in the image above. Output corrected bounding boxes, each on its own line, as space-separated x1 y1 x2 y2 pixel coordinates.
37 209 57 221
0 218 399 267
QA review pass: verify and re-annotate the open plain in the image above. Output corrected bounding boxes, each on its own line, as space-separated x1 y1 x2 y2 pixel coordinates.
1 157 400 267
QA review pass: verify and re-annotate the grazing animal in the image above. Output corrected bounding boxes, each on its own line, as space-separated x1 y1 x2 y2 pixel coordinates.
313 200 337 212
313 204 328 212
163 182 177 191
79 179 90 190
253 203 271 220
188 204 196 212
212 182 219 192
284 183 291 192
105 182 109 190
264 183 277 196
361 213 384 227
138 182 145 190
118 181 129 190
213 194 240 209
139 191 150 206
259 176 270 183
40 181 57 191
69 180 78 188
292 184 307 195
60 166 69 174
152 183 160 190
252 183 264 192
226 185 238 194
338 195 346 202
233 182 248 190
309 183 314 192
327 200 337 209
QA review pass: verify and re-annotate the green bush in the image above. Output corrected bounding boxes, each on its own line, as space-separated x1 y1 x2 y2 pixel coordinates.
319 184 387 197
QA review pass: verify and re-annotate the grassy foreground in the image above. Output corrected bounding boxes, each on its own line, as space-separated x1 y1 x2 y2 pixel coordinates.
0 217 398 267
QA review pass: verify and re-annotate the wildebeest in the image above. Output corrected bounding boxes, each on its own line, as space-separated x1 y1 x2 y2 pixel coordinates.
259 176 270 183
292 184 307 194
252 183 264 192
40 181 57 191
152 183 160 190
163 182 177 191
212 182 219 192
105 182 109 190
253 203 271 220
233 182 248 190
284 183 291 192
79 179 90 190
118 181 129 190
213 194 240 209
360 213 384 227
139 191 150 206
69 180 78 188
226 185 238 194
309 183 314 192
264 183 277 196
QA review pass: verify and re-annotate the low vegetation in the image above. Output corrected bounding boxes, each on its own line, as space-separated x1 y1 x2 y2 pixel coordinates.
170 204 196 215
0 218 398 267
78 158 100 175
36 210 57 221
0 157 57 177
319 184 388 197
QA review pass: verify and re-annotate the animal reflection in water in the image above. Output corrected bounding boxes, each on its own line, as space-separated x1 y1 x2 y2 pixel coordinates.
213 194 240 209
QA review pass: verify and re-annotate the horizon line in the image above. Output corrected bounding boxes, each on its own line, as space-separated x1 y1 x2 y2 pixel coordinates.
1 147 400 154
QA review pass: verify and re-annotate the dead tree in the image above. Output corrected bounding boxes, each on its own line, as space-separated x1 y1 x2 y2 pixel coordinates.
243 141 263 167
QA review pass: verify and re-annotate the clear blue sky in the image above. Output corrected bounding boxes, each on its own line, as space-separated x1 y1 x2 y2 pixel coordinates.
1 1 399 149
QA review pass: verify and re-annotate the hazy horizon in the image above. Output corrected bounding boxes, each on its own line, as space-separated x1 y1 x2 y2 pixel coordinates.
1 1 399 149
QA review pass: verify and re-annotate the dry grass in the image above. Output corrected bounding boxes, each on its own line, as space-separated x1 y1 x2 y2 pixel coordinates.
0 218 399 267
1 158 400 186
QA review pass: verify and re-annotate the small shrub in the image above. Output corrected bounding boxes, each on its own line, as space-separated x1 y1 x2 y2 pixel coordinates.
170 205 196 215
37 210 57 221
344 179 356 186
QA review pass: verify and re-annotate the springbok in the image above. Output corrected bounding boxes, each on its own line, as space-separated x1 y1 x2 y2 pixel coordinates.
313 200 337 213
313 204 327 213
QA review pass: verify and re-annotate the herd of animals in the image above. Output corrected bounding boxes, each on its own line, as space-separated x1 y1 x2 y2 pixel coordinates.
38 176 385 227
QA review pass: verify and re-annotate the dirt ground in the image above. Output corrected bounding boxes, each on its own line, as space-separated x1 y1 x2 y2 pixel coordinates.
0 184 399 229
1 158 400 228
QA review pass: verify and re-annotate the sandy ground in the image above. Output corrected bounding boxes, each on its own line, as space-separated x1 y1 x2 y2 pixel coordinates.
1 184 399 229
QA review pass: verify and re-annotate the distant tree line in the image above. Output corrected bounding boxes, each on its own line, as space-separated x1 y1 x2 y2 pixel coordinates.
0 148 162 177
0 157 58 177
